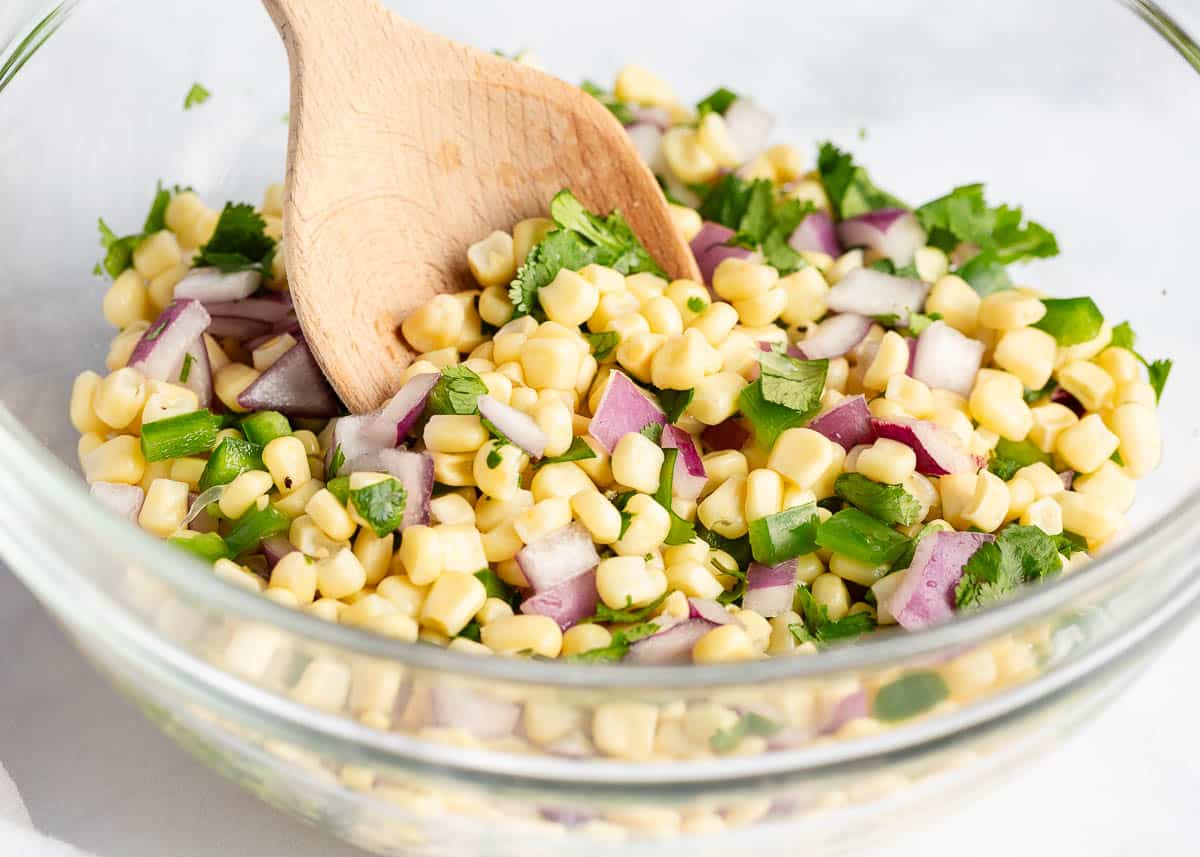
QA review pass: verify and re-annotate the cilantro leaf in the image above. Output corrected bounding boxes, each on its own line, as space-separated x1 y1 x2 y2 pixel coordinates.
791 585 877 646
695 175 811 276
739 380 810 449
955 524 1063 610
1110 321 1136 351
697 173 755 229
956 248 1013 296
652 448 697 546
348 478 407 537
638 422 663 444
987 437 1053 481
534 436 597 469
94 182 174 278
183 82 211 110
710 712 780 752
427 366 488 416
1033 297 1104 346
657 388 694 424
696 87 738 117
475 569 521 609
696 525 752 572
194 203 276 273
566 622 659 662
816 141 907 220
833 473 922 526
872 671 949 722
584 330 619 361
143 182 171 234
586 593 668 625
686 296 708 313
1109 321 1172 402
915 184 1058 265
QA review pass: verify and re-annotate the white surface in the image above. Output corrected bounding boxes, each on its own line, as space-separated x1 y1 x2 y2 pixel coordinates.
1 565 1195 857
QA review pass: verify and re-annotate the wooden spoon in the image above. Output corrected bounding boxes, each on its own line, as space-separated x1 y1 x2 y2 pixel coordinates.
262 0 700 413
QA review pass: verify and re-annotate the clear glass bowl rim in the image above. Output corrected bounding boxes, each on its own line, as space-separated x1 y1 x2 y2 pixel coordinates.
1 0 1197 696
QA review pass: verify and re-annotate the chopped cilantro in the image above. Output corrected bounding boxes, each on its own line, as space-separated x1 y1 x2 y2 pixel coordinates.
748 502 818 565
694 175 811 274
638 422 663 444
485 444 504 469
696 87 738 117
194 203 276 273
94 182 172 277
657 388 694 424
709 712 780 752
458 620 482 642
955 524 1064 610
833 473 922 526
739 352 827 448
586 593 668 625
509 190 664 317
653 448 698 546
349 478 407 537
1033 297 1104 346
872 671 949 721
790 586 876 646
178 352 195 383
535 437 597 469
1109 321 1172 402
988 437 1053 481
584 330 619 361
183 82 211 110
566 622 659 662
686 296 708 313
326 444 346 481
956 249 1013 296
427 365 488 415
816 141 907 220
915 183 1058 264
1023 378 1058 404
579 79 635 125
815 509 912 566
475 570 521 609
696 524 753 572
326 475 350 505
1054 530 1088 556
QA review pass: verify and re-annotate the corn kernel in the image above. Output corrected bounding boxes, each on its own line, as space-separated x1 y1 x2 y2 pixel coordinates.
768 428 834 489
1057 360 1115 412
978 291 1045 330
856 438 917 485
420 571 488 636
993 327 1057 391
482 614 563 658
1055 413 1119 474
596 555 667 609
692 624 757 664
611 432 665 494
697 476 748 538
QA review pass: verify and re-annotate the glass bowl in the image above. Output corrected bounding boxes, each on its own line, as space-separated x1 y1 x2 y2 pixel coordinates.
2 1 1200 854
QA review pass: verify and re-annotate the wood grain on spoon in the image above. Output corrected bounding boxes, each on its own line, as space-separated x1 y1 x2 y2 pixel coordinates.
262 0 700 413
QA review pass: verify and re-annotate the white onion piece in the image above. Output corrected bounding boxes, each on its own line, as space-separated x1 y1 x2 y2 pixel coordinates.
519 569 599 630
826 268 929 324
171 335 212 408
871 417 984 476
836 208 927 267
204 295 293 323
787 211 841 258
182 484 225 528
625 618 716 664
206 315 272 340
808 394 875 451
430 683 519 739
587 371 665 453
688 597 735 625
90 482 144 522
477 395 547 458
371 372 439 447
690 221 754 287
628 105 671 131
889 531 994 630
910 320 985 398
374 448 434 528
661 425 706 500
792 313 872 360
625 123 666 175
128 299 212 381
260 535 293 568
173 268 261 303
723 98 774 159
327 413 380 477
742 561 797 618
237 340 340 418
515 523 599 593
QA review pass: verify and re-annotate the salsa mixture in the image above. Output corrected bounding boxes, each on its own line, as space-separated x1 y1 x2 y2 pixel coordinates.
70 64 1170 668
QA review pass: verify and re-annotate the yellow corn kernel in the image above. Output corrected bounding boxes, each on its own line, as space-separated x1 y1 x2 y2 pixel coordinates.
593 701 659 760
1028 402 1078 453
530 460 592 503
613 493 671 556
1073 460 1136 513
883 375 933 419
402 293 466 353
513 497 572 544
432 522 488 575
102 269 151 329
481 519 523 562
1055 322 1112 368
768 428 834 489
1012 462 1064 499
692 624 757 664
1108 403 1160 478
272 477 324 519
1057 360 1115 412
478 285 514 328
697 476 749 538
1095 347 1140 386
688 371 747 425
568 489 620 544
825 249 864 285
668 204 703 242
665 278 711 324
426 493 474 528
428 451 472 487
136 478 189 537
732 287 788 327
1020 496 1063 534
855 438 917 485
512 217 555 267
701 450 748 497
164 189 209 236
466 230 517 289
519 336 580 390
269 552 318 604
562 623 613 657
977 290 1046 330
1113 379 1156 409
596 555 667 608
765 143 804 182
615 331 666 384
82 434 146 485
132 230 182 279
422 414 488 454
262 435 311 494
744 468 784 521
140 380 199 425
315 548 367 599
925 275 981 335
969 372 1033 441
376 575 428 616
482 614 563 658
288 514 345 559
962 470 1009 532
992 327 1057 391
93 367 148 430
300 488 353 542
1055 413 1119 474
248 332 296 372
419 571 488 636
911 246 949 284
69 371 107 434
662 126 718 184
651 329 720 391
713 258 777 302
688 301 739 345
862 331 909 391
614 64 674 105
611 432 665 494
218 469 275 519
1055 491 1121 543
107 321 148 371
695 111 742 168
777 267 830 327
640 296 683 337
212 363 258 414
538 268 600 327
665 561 724 599
811 573 850 619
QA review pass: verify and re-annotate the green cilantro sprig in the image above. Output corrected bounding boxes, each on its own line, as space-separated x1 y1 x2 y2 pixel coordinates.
427 365 488 415
738 352 827 448
694 175 812 274
584 593 668 625
696 87 738 117
194 203 276 274
816 142 907 220
833 473 922 526
987 437 1053 481
652 448 697 546
566 622 659 662
1111 321 1172 402
789 586 876 647
955 524 1065 610
94 181 172 277
183 82 211 110
580 80 635 125
534 436 597 469
709 712 780 752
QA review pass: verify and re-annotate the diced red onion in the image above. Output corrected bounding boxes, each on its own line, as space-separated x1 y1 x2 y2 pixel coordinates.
128 299 212 381
519 569 598 630
261 535 293 568
205 296 293 324
625 618 716 665
787 211 841 258
90 482 144 522
627 105 671 131
1051 386 1085 416
587 370 666 453
836 208 927 267
871 417 984 476
189 501 219 534
826 268 930 324
538 807 595 827
272 308 301 335
237 340 341 418
478 395 547 458
723 98 774 158
328 414 380 477
372 372 439 446
173 268 262 303
206 316 272 340
690 221 754 287
809 394 875 451
182 485 225 528
661 425 706 500
171 335 212 407
1059 470 1076 491
742 560 797 618
792 313 872 360
625 123 666 175
374 448 434 528
430 683 519 739
515 523 600 593
910 321 985 398
888 531 995 630
819 689 868 735
687 597 734 625
701 418 750 452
